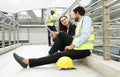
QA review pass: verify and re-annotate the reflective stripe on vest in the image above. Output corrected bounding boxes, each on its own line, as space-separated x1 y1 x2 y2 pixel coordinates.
72 17 94 50
47 15 54 26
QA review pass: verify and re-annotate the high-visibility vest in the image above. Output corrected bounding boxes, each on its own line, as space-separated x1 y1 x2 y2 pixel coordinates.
47 15 54 26
72 17 94 50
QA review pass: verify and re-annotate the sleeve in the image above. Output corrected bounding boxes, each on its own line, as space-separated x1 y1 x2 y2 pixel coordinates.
45 14 50 24
72 16 92 47
68 24 76 36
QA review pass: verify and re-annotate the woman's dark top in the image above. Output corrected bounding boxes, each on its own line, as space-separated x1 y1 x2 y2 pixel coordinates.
53 24 76 42
60 24 76 36
67 24 76 36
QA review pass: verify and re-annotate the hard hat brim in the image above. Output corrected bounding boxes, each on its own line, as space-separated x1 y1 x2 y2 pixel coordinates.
57 66 76 70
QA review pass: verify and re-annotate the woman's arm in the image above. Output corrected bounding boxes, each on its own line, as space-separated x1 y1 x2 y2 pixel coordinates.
50 31 59 39
68 24 76 36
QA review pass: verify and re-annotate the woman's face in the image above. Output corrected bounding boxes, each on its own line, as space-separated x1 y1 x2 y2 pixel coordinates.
60 17 69 26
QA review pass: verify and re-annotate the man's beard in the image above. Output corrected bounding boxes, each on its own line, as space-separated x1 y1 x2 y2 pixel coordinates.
75 18 79 22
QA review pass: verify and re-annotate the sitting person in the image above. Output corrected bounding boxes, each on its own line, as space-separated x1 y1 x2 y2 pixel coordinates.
13 6 94 68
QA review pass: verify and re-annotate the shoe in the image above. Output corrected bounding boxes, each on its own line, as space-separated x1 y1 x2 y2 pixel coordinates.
13 53 28 68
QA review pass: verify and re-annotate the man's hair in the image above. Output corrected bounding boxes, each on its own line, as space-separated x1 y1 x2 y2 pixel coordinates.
73 6 85 16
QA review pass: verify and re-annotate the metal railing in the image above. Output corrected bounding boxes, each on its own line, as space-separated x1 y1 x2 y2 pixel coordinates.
0 11 20 48
86 0 120 61
62 0 82 15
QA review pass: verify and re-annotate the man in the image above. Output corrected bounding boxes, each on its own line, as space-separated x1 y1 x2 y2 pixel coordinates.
46 8 57 46
13 6 94 68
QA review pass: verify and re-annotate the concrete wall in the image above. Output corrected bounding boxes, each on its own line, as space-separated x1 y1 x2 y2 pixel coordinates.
86 54 120 77
19 27 48 44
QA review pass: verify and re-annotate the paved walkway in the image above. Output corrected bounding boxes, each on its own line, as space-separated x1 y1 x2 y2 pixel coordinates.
0 45 103 77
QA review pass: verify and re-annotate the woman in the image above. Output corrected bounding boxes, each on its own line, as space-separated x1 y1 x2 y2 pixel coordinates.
50 16 76 40
13 16 78 68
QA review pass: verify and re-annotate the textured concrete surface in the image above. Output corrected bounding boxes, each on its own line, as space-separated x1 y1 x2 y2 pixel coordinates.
0 45 103 77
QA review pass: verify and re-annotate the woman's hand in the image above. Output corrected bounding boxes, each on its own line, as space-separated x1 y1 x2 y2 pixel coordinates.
64 44 75 51
50 31 58 39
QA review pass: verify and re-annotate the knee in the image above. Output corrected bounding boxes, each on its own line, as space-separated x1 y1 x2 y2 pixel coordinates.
58 31 67 38
88 51 91 56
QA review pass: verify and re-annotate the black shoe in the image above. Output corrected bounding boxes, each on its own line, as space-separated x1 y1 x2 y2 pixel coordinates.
13 53 28 68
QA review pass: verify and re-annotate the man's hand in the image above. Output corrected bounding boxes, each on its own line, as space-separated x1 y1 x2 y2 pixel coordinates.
64 44 75 51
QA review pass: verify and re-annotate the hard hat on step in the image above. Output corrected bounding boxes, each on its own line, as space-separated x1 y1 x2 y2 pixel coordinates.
56 56 76 69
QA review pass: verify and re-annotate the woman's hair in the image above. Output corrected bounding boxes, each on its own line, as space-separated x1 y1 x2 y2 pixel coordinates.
58 16 71 32
73 6 85 16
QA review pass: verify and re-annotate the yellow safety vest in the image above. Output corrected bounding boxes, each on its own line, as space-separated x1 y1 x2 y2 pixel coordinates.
47 15 54 26
72 17 94 50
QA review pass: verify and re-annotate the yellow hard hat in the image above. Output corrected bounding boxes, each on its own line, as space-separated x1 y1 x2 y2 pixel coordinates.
56 56 76 69
51 8 56 12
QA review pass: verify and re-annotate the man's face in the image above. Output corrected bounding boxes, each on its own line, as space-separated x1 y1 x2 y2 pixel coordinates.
73 12 79 22
51 11 55 15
